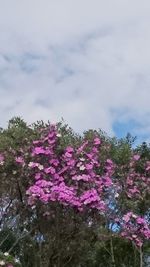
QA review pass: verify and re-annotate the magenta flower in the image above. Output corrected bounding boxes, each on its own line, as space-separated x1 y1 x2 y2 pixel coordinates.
123 212 133 223
0 153 4 162
66 146 74 153
94 137 101 145
133 154 140 161
33 147 46 155
136 217 145 225
15 156 24 164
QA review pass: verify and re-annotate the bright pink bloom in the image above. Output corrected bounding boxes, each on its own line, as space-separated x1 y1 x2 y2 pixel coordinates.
15 156 24 164
33 147 45 155
94 137 101 145
133 154 140 161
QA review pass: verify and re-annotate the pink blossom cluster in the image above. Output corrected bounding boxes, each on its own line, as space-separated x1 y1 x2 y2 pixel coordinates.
13 124 150 247
121 212 150 247
124 155 150 199
21 125 114 212
125 173 150 199
0 153 4 166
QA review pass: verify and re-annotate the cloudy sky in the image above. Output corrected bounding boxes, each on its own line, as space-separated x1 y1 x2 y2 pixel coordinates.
0 0 150 142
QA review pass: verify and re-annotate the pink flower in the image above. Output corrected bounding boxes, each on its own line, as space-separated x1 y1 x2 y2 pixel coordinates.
64 152 72 158
67 159 75 167
66 146 74 153
133 154 140 161
129 187 140 195
35 173 41 180
94 137 101 145
136 239 143 247
123 212 133 223
49 159 59 166
103 176 112 187
77 141 88 153
85 163 93 170
0 153 4 162
33 147 45 155
106 159 113 164
126 177 133 185
136 217 145 224
45 167 56 174
15 156 24 164
33 140 41 145
72 174 90 182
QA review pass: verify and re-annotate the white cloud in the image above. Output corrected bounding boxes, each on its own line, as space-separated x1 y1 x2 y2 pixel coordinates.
0 0 150 138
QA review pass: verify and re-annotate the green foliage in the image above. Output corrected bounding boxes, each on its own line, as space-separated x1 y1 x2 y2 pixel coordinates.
0 251 21 267
0 229 20 255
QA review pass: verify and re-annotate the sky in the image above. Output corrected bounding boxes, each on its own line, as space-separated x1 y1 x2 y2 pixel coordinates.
0 0 150 143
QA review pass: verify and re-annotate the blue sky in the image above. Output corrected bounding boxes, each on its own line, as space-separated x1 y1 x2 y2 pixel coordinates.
0 0 150 143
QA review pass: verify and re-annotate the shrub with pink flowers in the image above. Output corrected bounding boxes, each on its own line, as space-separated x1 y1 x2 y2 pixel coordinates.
0 118 149 266
18 124 149 247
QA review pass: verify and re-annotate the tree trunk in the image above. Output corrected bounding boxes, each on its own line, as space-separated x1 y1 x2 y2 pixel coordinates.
110 237 116 267
139 246 143 267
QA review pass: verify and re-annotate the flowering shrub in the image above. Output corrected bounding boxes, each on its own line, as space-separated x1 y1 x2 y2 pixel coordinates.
14 124 150 248
120 212 150 247
24 125 114 213
0 118 150 266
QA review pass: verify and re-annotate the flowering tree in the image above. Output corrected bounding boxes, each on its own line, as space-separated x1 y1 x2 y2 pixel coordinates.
0 118 150 267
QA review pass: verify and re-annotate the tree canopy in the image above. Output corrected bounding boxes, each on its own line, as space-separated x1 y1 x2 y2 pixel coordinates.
0 117 149 267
